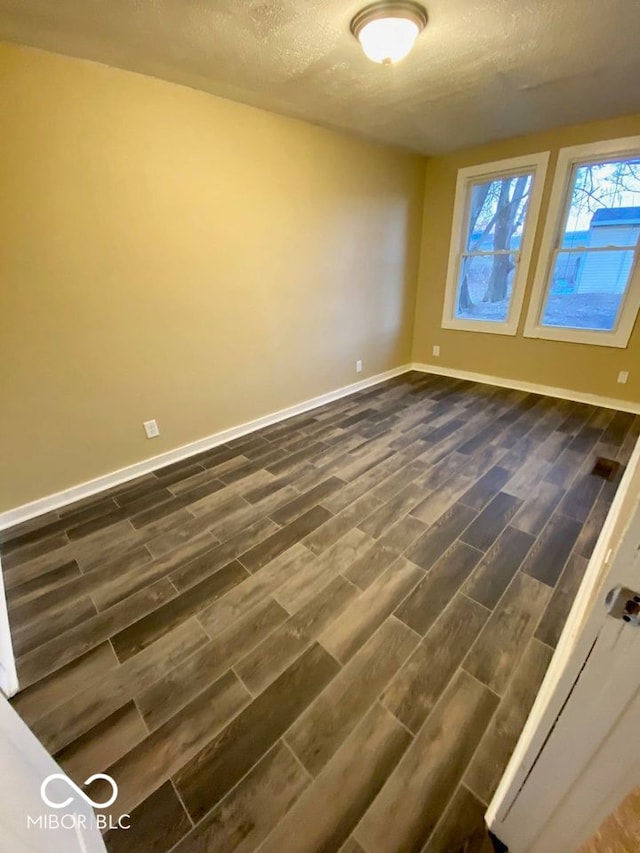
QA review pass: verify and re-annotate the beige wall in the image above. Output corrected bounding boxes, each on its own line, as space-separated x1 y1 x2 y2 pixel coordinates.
3 41 639 516
412 114 640 402
0 42 425 512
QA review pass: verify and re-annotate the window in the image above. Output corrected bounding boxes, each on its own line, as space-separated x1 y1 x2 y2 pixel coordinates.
442 153 549 335
525 137 640 347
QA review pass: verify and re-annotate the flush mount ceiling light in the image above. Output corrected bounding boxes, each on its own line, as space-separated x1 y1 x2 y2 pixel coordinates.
350 1 428 65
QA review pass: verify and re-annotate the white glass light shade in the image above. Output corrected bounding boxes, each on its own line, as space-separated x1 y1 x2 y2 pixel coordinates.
357 16 420 64
351 3 428 65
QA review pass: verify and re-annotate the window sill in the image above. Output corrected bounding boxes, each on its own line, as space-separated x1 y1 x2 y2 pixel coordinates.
441 318 519 336
523 325 630 348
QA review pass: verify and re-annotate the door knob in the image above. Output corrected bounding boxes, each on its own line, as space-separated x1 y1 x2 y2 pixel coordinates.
606 586 640 626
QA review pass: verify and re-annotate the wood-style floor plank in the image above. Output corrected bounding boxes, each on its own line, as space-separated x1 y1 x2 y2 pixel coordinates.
303 493 382 556
110 561 249 661
395 541 483 636
460 491 522 552
260 703 411 853
342 528 415 591
98 670 251 818
104 781 193 853
12 594 98 657
509 480 565 537
405 503 478 571
6 559 82 607
174 643 339 822
54 700 148 785
423 784 495 853
135 597 288 730
353 670 498 853
17 578 178 687
382 594 489 734
462 525 535 610
169 517 279 592
520 513 583 587
535 552 589 648
2 372 635 853
240 505 332 573
197 543 316 635
91 535 216 611
235 575 358 694
33 617 209 754
171 741 310 853
286 616 418 775
465 638 553 804
270 531 368 614
10 641 119 726
318 558 423 664
463 572 551 694
458 465 511 512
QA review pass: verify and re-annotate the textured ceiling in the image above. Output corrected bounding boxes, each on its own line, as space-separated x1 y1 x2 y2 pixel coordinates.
0 0 639 154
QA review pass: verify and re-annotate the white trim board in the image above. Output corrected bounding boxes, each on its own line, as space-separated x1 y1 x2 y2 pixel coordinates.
523 135 640 349
411 363 640 414
0 365 411 531
441 151 550 338
0 555 18 698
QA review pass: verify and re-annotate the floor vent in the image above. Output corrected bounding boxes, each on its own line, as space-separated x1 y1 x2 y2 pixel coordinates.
591 457 621 481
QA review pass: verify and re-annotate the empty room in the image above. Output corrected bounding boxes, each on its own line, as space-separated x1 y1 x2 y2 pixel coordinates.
1 1 640 852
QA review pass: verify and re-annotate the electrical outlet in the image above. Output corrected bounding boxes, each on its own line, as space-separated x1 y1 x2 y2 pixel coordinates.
356 360 363 373
617 370 629 385
432 345 440 357
143 419 160 439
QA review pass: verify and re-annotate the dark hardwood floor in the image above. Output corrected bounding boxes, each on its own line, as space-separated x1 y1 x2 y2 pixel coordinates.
2 371 638 853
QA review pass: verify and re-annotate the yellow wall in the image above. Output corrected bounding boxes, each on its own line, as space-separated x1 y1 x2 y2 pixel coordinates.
2 39 639 515
412 114 640 402
0 42 425 512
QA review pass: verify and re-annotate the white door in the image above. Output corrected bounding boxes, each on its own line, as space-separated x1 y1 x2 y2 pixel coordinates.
0 694 107 852
487 438 640 851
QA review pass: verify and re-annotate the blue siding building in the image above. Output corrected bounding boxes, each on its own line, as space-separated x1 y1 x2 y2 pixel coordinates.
575 206 640 294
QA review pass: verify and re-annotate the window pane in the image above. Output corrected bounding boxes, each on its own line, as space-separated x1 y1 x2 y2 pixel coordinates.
540 249 636 331
455 254 517 323
466 173 533 253
561 158 640 249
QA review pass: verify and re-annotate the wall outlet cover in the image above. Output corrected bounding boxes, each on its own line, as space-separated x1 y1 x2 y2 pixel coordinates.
356 360 363 373
143 419 160 439
432 345 440 357
617 371 629 384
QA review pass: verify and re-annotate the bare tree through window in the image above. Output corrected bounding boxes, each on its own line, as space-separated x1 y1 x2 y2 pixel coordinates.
456 172 533 322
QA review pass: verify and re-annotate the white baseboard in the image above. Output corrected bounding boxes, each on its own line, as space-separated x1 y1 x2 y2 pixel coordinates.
0 365 412 531
411 363 640 415
4 361 638 531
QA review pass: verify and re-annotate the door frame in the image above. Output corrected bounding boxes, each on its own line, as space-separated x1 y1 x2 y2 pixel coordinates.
0 554 18 697
487 435 640 847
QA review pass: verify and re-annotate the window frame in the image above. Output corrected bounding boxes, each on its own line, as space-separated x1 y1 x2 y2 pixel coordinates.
524 136 640 348
441 152 550 336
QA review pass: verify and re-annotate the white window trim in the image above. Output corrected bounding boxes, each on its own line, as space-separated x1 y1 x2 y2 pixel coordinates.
524 135 640 348
441 151 550 336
